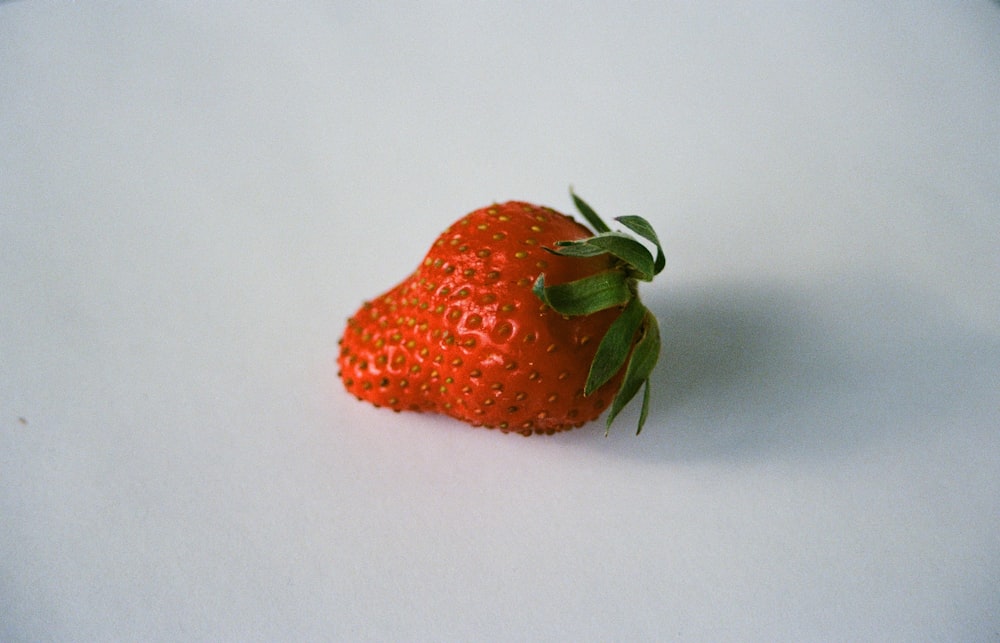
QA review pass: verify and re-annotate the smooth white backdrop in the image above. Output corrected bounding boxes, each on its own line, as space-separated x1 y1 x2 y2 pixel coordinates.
3 2 998 640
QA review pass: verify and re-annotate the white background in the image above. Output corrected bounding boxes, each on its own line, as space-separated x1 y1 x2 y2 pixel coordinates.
2 2 999 640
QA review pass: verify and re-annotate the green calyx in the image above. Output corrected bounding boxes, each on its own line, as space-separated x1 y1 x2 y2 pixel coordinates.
532 189 664 435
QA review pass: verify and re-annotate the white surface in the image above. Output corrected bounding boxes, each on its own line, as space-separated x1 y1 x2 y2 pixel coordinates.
2 2 999 641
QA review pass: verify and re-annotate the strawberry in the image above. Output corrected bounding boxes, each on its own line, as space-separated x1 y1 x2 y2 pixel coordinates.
337 191 664 435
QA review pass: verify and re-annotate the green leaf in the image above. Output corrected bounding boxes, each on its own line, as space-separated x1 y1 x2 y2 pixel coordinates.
636 379 651 435
570 188 610 233
548 241 608 258
584 232 655 281
551 232 655 280
604 309 661 434
616 215 665 275
533 271 632 316
585 296 645 395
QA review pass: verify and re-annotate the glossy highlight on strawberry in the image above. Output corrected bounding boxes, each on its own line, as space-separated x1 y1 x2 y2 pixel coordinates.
337 192 663 436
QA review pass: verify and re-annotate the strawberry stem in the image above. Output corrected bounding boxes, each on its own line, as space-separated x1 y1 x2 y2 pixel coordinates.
534 190 665 435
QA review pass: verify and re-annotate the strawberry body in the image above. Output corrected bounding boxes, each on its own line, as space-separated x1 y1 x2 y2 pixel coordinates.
339 193 665 436
338 201 625 434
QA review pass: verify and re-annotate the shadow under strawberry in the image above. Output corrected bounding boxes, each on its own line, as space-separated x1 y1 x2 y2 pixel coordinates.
569 277 998 464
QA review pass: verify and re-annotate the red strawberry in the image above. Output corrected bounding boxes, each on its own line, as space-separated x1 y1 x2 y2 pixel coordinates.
337 191 663 435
